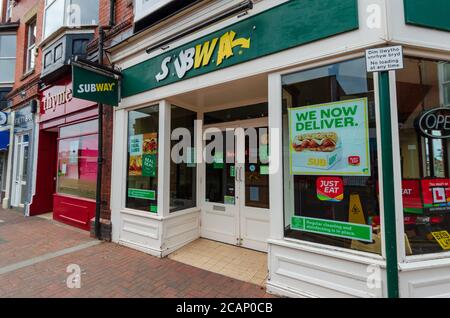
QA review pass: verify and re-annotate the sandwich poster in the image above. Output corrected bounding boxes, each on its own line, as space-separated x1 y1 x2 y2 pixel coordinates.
288 98 370 176
128 133 158 177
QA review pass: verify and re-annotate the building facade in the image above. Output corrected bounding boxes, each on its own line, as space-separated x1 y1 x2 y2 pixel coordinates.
0 0 131 236
0 0 18 204
4 0 42 214
31 0 101 229
106 0 450 298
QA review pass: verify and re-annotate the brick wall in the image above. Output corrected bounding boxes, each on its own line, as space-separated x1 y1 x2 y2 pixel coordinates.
8 0 44 108
0 0 6 22
94 0 134 222
87 0 134 51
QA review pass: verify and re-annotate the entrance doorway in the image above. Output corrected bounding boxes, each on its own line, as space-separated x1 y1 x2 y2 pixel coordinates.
201 118 270 252
11 134 29 208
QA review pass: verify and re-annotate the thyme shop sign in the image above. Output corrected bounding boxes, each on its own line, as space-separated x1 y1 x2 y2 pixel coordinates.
288 98 370 176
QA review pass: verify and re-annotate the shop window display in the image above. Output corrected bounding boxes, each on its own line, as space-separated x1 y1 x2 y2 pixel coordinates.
170 105 197 212
398 58 450 255
282 58 381 254
57 120 98 199
126 105 159 213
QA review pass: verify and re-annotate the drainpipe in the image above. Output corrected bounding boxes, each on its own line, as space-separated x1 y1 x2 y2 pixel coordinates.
109 0 115 27
94 26 105 239
378 71 399 298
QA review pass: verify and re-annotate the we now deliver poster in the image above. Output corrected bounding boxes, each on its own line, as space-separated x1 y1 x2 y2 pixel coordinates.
288 98 370 176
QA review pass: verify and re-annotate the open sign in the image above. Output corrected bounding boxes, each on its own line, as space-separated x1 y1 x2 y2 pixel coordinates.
416 107 450 139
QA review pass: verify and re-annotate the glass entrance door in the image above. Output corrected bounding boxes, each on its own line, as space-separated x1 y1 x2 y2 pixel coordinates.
12 134 29 208
201 119 270 252
238 126 270 251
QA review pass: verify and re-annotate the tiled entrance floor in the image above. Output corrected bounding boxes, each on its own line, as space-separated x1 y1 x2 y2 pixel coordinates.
168 238 268 287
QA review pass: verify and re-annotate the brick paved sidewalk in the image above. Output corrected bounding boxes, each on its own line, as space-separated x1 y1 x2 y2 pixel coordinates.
0 209 273 298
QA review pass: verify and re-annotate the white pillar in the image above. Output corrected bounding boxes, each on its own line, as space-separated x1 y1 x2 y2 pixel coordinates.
268 73 284 240
158 100 171 218
110 108 126 243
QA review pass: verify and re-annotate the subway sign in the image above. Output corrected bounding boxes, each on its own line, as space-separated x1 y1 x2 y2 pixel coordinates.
155 30 250 82
121 0 359 98
72 63 120 106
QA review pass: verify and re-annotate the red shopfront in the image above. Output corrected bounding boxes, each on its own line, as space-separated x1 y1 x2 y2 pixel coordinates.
30 76 98 231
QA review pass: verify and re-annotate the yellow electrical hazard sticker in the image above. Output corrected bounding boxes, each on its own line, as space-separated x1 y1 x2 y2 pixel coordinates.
431 231 450 250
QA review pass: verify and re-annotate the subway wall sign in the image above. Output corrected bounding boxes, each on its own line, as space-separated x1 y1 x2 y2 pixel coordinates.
72 64 120 106
415 107 450 139
121 0 359 98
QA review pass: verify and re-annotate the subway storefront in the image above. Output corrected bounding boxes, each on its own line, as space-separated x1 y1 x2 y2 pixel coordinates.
106 0 450 297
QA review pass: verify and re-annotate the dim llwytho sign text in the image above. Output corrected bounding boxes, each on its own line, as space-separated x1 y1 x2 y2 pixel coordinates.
365 46 404 73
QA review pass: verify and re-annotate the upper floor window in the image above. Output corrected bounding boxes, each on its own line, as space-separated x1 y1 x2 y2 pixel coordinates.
0 34 16 83
0 88 11 110
43 0 99 39
26 19 37 72
6 0 13 20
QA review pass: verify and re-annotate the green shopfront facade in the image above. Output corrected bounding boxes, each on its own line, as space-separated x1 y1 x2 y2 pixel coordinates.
108 0 450 297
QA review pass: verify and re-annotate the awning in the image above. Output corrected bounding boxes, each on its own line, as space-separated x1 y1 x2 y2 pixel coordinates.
0 130 10 151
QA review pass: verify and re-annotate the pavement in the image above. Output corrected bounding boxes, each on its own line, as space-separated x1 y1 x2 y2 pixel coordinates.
0 208 273 298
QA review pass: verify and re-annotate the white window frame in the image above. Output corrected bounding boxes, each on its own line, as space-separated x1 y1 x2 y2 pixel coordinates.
43 0 99 40
134 0 175 23
269 52 387 262
439 62 450 107
398 51 450 263
43 0 64 39
0 33 16 84
5 0 13 20
25 19 37 73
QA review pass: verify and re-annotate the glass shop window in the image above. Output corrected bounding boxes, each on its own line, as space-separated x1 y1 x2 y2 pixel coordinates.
57 120 98 199
170 105 197 212
398 58 450 255
126 105 159 213
282 58 381 254
205 130 236 205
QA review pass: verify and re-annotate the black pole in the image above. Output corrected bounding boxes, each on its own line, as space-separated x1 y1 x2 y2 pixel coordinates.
94 27 105 239
109 0 116 27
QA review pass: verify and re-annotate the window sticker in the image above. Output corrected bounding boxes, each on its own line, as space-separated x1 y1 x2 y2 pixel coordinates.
230 165 235 177
316 177 343 202
128 188 156 200
288 98 370 176
421 179 450 213
224 195 235 205
431 231 450 250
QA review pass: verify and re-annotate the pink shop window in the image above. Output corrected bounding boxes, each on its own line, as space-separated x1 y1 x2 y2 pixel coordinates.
57 134 98 199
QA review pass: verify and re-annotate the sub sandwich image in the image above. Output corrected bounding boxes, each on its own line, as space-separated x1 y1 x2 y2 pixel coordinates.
129 155 142 175
292 132 339 152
